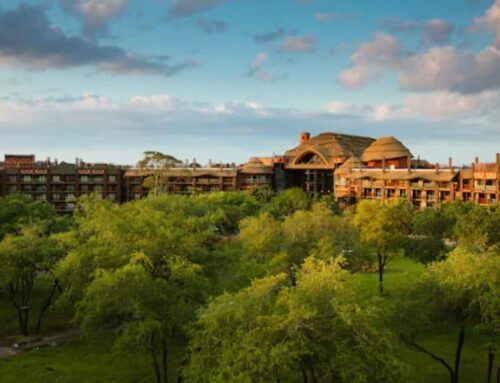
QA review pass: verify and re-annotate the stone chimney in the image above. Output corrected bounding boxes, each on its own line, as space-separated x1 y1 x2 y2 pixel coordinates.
299 132 310 145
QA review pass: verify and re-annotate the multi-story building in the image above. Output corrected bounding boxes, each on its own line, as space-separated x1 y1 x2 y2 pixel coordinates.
0 155 122 213
334 136 499 209
0 132 498 211
123 165 240 201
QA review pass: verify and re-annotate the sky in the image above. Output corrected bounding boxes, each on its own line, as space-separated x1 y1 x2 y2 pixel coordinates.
0 0 499 166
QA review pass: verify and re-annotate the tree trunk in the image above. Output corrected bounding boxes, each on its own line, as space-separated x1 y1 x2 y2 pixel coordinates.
487 346 495 383
162 337 168 383
150 331 161 383
35 279 61 334
377 250 384 294
300 362 308 383
452 325 466 383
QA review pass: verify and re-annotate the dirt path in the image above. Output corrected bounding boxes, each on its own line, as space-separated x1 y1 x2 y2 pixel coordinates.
0 329 80 359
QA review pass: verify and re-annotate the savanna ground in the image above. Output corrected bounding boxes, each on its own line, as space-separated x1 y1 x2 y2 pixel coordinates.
0 257 490 383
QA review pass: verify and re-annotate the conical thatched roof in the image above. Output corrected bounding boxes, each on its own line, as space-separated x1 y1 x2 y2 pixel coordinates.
361 136 412 162
240 157 273 174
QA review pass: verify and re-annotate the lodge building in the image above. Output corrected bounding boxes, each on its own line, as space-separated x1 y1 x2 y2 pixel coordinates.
0 132 498 212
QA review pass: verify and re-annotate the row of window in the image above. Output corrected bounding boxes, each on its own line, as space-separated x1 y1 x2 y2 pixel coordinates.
1 175 118 183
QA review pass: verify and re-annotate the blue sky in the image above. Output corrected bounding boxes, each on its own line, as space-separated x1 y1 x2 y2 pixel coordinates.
0 0 498 166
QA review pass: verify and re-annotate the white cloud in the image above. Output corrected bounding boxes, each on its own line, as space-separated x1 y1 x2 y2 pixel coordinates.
339 32 403 88
341 2 500 94
325 91 500 122
470 0 500 48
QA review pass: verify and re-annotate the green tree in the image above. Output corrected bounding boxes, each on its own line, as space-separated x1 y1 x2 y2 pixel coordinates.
0 193 63 239
394 247 499 383
77 256 201 383
184 257 405 383
0 226 64 335
449 203 500 251
265 188 309 220
352 200 413 293
249 184 275 204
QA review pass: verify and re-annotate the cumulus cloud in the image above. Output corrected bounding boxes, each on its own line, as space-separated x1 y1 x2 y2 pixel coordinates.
339 32 404 88
280 35 317 52
60 0 128 36
340 31 500 94
0 5 195 76
168 0 229 18
470 0 500 48
254 28 286 43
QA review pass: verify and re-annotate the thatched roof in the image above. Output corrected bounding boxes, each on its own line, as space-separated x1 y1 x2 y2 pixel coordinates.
361 136 412 162
239 157 273 174
284 132 375 170
335 156 365 174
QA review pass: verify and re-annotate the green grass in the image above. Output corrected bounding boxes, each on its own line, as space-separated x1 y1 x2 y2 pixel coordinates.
354 256 493 383
0 335 153 383
0 258 494 383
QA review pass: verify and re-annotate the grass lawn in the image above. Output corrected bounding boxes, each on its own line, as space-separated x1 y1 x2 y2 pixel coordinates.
0 335 153 383
354 257 493 383
0 257 495 382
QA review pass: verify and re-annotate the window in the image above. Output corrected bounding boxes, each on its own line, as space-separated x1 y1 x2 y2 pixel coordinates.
108 175 116 183
296 151 325 165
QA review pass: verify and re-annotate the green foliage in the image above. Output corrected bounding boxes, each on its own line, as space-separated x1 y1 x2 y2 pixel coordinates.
184 257 405 383
0 193 64 239
392 247 499 383
0 226 65 334
249 184 274 204
353 200 414 293
265 187 309 219
448 203 499 251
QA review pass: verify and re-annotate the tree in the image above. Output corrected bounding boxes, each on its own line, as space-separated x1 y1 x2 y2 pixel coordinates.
0 226 64 335
184 257 405 383
77 256 201 383
138 151 182 196
249 184 274 204
0 193 62 240
448 203 500 251
265 188 309 220
352 200 413 293
393 247 499 383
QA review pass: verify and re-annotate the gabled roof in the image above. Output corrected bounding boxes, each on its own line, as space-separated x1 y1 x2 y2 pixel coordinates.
284 132 375 169
361 136 412 162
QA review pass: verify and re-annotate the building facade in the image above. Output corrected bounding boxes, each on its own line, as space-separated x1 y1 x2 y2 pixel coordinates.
0 132 498 211
0 155 122 213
